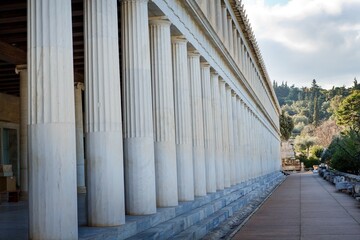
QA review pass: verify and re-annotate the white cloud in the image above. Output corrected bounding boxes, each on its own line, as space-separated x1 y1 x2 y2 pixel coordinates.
241 0 360 88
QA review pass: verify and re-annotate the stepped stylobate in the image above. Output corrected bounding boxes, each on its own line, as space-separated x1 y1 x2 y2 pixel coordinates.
0 0 282 238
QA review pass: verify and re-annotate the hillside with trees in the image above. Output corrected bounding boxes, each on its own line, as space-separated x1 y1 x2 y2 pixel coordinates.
275 79 360 174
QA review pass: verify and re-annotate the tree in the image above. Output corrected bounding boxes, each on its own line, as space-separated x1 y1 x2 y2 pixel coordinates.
313 95 319 126
310 145 324 158
280 111 294 141
294 135 317 157
313 119 341 147
327 131 360 174
327 95 343 117
336 90 360 133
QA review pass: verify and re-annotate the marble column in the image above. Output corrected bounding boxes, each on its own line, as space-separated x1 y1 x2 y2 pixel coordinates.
149 18 178 207
219 79 230 188
232 93 240 184
228 18 234 57
238 99 244 182
215 0 222 36
242 103 250 181
172 36 194 201
188 51 207 197
200 62 216 193
84 0 125 225
15 65 28 198
210 71 224 190
221 4 228 47
122 0 156 215
208 0 216 27
28 0 77 238
226 86 236 186
74 82 86 194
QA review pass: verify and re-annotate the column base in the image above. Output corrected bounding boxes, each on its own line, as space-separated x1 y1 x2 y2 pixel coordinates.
77 186 87 194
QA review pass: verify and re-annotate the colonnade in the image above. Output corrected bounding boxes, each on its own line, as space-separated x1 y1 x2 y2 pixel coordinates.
22 0 281 238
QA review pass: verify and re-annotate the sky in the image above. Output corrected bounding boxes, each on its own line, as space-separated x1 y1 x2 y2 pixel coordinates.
241 0 360 89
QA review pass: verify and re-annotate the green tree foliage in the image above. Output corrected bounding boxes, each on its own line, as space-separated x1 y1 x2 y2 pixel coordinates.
310 145 324 158
294 134 317 157
335 90 360 133
280 111 294 141
325 131 360 174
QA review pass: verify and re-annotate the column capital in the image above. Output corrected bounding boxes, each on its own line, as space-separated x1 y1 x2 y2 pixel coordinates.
171 35 188 44
15 64 27 74
188 50 200 57
210 68 218 75
200 61 210 68
219 77 226 83
149 16 171 26
74 82 85 90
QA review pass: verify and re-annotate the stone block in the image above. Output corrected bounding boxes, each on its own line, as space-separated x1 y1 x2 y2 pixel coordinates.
335 181 352 191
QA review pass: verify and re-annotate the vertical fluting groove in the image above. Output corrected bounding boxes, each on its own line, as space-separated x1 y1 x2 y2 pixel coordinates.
188 52 205 148
201 63 216 193
149 18 178 207
211 72 224 190
228 18 234 57
84 0 125 226
122 0 153 138
122 0 156 215
172 39 192 145
219 79 230 187
226 86 235 185
188 52 207 196
232 94 240 184
28 0 77 238
172 37 194 201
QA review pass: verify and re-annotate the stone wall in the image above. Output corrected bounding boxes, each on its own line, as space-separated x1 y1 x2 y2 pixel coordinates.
0 93 20 124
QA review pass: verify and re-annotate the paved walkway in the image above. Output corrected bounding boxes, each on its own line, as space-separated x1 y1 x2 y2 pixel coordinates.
233 172 360 240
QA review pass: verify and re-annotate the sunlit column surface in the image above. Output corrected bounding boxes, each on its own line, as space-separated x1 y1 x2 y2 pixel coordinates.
172 36 195 201
149 18 178 207
122 0 157 215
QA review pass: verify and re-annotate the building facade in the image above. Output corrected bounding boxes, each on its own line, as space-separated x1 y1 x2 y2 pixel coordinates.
0 0 281 238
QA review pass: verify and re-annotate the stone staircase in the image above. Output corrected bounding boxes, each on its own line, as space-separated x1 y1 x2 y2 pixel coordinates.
79 171 285 240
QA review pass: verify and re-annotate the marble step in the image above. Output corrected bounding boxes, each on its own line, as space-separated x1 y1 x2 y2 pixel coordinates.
127 172 284 240
79 172 284 240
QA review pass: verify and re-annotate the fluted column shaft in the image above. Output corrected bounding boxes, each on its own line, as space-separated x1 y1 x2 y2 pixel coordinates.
215 0 222 36
210 71 224 190
228 18 234 57
221 5 228 47
200 63 216 193
122 0 156 215
188 51 207 197
232 93 240 184
241 102 250 180
238 100 245 182
28 0 77 238
74 82 85 193
172 37 194 201
219 79 230 187
208 0 216 27
226 86 236 185
149 18 178 207
16 65 28 197
84 0 125 225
